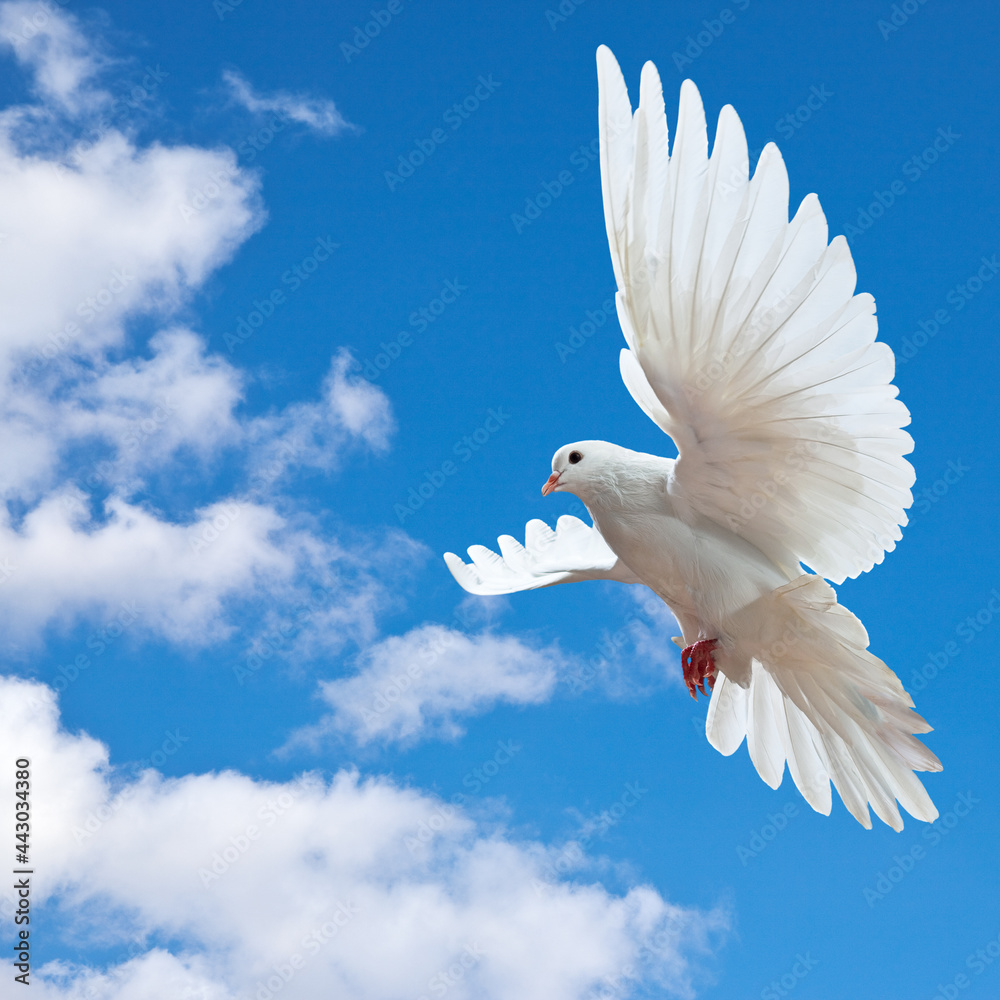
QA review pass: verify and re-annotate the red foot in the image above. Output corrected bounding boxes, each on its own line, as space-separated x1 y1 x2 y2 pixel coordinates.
681 639 718 700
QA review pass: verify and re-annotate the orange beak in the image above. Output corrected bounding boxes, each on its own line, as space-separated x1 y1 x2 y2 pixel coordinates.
541 471 561 496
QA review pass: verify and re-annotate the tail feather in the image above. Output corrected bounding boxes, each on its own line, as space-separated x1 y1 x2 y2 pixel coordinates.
746 665 786 788
704 672 748 756
781 694 832 815
707 574 940 830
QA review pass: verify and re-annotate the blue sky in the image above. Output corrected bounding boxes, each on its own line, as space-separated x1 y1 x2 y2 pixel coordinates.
0 0 997 997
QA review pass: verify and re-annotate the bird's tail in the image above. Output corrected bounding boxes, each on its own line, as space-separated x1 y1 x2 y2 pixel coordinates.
706 574 941 830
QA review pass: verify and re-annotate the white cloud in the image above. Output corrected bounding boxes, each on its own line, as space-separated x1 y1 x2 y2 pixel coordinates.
223 69 354 137
0 492 289 643
2 329 242 502
5 334 394 505
0 132 262 373
0 676 728 999
561 589 685 700
0 0 106 112
324 350 393 451
13 328 245 498
0 353 401 647
80 328 245 459
303 625 565 746
245 350 395 494
0 3 395 647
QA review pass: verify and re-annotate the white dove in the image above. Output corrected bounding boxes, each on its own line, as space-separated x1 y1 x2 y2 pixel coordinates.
444 46 940 831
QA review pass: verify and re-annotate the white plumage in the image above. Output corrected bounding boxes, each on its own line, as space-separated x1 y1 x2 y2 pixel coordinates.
444 47 940 830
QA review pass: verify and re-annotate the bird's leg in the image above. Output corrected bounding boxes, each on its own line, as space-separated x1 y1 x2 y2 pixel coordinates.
681 638 718 700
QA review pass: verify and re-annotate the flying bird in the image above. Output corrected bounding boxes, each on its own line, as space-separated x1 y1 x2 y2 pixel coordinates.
444 46 940 830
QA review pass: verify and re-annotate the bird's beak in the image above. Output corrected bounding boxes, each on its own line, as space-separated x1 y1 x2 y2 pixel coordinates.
541 471 561 496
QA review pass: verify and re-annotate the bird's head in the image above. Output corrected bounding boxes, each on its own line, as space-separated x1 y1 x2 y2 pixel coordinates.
541 440 622 502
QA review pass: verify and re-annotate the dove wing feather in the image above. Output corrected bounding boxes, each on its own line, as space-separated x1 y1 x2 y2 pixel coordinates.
445 515 639 596
597 46 914 584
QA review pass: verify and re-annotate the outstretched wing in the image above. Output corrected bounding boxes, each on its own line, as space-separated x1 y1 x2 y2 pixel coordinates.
597 46 914 584
445 515 639 596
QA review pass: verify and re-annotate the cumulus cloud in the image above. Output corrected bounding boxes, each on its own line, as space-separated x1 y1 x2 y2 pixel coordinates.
0 676 728 999
559 589 685 700
0 0 107 112
245 349 395 494
301 625 566 746
2 329 245 502
0 134 262 372
324 350 393 451
223 69 355 136
0 2 392 646
0 339 403 647
0 493 292 644
5 334 395 504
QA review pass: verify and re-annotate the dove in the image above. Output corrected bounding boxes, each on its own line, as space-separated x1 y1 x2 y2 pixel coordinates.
444 46 940 830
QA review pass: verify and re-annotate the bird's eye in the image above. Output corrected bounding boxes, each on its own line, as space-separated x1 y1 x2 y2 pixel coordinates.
568 451 583 464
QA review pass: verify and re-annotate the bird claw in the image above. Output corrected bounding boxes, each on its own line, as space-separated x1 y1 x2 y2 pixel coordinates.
681 639 718 700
